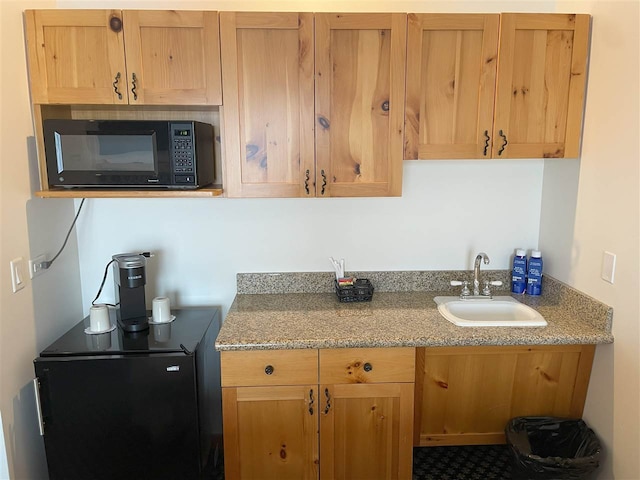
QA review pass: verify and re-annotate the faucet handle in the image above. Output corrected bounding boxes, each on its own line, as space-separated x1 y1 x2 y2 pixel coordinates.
482 280 504 296
451 280 471 296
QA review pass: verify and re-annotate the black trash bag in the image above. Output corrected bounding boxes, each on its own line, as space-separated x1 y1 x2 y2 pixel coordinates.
505 417 601 480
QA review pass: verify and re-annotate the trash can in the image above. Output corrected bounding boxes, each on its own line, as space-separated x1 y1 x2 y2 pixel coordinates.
505 417 601 479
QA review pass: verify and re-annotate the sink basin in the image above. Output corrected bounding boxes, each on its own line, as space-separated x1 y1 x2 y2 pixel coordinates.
433 296 547 327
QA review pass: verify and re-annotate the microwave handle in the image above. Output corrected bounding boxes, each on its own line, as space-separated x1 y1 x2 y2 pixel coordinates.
33 378 45 436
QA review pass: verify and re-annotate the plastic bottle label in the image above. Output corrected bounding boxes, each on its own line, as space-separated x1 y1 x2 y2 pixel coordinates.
511 256 527 294
526 257 543 296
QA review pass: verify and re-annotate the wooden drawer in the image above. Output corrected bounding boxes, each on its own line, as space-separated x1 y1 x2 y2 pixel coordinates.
221 349 318 387
319 347 415 384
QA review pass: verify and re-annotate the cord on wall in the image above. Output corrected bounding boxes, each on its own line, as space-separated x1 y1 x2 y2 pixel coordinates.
39 198 86 270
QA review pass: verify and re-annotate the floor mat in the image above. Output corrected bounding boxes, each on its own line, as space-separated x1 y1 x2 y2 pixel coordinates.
412 445 512 480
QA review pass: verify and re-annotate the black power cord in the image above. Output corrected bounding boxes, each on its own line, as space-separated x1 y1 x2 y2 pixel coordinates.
39 198 86 270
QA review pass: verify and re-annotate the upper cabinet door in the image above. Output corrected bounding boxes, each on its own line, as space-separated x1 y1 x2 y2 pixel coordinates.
122 10 222 105
493 14 590 158
405 14 499 160
25 10 128 104
220 12 315 197
315 14 407 197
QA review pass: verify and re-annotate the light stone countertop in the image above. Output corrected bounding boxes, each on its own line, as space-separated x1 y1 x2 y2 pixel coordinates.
215 272 614 351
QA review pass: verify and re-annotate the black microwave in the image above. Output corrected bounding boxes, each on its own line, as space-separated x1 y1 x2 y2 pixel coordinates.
43 119 214 189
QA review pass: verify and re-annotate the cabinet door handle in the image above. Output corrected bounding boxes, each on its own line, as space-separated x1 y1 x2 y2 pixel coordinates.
483 130 490 156
113 72 123 100
363 362 373 372
304 169 310 195
498 129 508 156
323 387 331 414
320 170 327 196
264 365 274 375
33 378 44 436
309 389 314 415
131 73 138 101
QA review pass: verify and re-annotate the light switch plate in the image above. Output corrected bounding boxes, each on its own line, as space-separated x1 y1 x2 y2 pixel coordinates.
10 257 26 293
601 251 616 284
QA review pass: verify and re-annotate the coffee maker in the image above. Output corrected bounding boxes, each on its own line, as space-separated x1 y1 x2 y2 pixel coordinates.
113 253 148 332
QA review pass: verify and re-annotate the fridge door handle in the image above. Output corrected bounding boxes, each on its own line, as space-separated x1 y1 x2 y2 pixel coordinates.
33 378 44 436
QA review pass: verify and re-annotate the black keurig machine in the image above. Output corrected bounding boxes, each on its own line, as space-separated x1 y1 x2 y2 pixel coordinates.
113 253 148 332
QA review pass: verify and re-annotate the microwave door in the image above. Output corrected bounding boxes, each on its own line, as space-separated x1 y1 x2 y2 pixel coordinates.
50 126 168 187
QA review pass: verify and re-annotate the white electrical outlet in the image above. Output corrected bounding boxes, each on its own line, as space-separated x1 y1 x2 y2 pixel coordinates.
601 251 616 284
29 254 47 279
10 257 26 293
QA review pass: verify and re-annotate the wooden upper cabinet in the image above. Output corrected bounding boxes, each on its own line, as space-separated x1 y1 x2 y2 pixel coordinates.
122 10 221 105
405 14 499 160
220 12 315 198
493 14 591 158
25 10 128 104
25 9 222 106
315 14 407 197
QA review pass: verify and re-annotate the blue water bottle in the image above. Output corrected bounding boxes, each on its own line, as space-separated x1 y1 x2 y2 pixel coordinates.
526 250 543 295
511 248 527 294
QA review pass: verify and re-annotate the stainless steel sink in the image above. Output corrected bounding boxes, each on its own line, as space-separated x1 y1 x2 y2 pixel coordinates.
433 296 547 327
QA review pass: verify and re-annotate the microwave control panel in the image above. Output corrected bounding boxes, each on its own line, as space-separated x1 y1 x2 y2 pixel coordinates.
170 123 195 182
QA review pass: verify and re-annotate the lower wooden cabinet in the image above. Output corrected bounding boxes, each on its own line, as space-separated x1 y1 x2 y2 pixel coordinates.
414 345 596 446
221 347 415 480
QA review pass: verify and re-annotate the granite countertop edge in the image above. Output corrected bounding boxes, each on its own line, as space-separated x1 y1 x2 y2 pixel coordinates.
215 272 614 351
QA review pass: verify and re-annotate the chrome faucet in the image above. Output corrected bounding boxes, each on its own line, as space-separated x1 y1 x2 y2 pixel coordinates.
473 252 490 296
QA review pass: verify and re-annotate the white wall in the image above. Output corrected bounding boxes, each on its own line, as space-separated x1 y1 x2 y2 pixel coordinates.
76 160 544 315
0 1 84 479
540 1 640 479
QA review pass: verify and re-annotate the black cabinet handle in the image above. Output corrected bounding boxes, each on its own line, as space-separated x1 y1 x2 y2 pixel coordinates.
324 388 331 414
320 170 327 195
483 130 490 156
498 129 508 156
131 73 138 101
113 72 122 100
264 365 274 375
363 362 373 372
309 389 314 415
304 169 310 195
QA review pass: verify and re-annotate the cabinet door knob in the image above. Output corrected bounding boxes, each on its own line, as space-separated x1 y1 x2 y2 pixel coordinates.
364 362 373 372
264 365 274 375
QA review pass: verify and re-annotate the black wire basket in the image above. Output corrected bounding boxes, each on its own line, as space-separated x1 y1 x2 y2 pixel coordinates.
334 279 374 303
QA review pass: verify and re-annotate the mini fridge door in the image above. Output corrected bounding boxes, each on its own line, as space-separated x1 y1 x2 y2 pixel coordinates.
34 353 201 480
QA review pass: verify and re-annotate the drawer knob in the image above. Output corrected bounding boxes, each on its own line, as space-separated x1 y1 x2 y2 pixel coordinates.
363 362 373 372
264 365 274 375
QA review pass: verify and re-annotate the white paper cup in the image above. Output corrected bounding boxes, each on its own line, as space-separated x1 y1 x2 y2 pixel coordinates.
152 297 171 323
89 304 110 332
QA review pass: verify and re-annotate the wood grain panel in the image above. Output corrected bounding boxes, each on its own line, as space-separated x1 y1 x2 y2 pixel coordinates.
315 13 406 197
320 383 414 480
417 345 596 446
25 10 127 104
493 13 591 158
320 347 415 384
405 14 499 160
220 12 315 197
123 10 221 105
221 349 318 387
223 385 319 480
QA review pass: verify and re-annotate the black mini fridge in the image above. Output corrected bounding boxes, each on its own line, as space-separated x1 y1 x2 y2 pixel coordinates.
33 307 222 480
